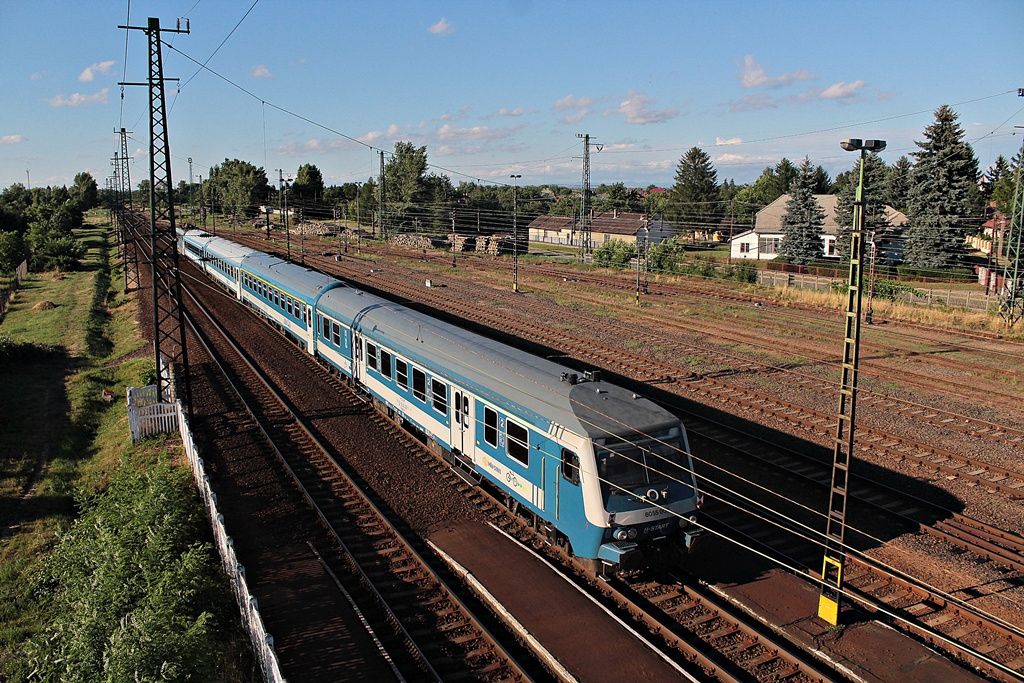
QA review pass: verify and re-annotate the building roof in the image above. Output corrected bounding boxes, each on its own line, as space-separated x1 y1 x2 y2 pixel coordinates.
751 193 908 237
527 210 659 237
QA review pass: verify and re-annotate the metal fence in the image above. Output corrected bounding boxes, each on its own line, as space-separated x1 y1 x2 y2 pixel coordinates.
0 260 29 319
755 269 995 312
175 400 286 682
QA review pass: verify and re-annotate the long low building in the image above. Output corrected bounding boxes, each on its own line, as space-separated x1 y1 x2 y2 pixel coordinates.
528 210 677 249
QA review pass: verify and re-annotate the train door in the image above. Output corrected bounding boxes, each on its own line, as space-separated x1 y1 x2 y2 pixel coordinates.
353 334 363 383
451 390 472 456
303 304 315 353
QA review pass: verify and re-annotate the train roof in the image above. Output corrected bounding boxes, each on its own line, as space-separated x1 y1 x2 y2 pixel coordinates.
196 233 342 303
316 285 678 441
183 230 258 264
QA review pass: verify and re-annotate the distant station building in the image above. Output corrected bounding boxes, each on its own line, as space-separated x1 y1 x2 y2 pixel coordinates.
528 210 677 249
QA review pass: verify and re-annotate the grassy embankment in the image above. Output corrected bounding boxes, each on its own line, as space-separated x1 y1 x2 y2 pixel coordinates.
0 213 254 681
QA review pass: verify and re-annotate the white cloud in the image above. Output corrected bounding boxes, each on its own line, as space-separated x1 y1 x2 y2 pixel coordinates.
820 80 866 99
726 93 778 112
437 105 472 122
251 65 273 79
716 153 746 164
358 130 385 144
386 123 402 137
428 17 455 36
494 107 534 117
437 122 524 142
553 94 595 112
48 88 109 108
716 136 742 145
605 90 678 124
30 72 44 81
79 60 115 82
560 109 590 125
737 55 814 89
1 134 25 145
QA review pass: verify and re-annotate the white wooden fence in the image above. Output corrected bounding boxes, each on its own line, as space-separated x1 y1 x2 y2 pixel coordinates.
127 386 178 442
175 400 287 682
125 389 286 681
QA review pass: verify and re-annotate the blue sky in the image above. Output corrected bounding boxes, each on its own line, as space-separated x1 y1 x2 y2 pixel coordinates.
2 0 1022 192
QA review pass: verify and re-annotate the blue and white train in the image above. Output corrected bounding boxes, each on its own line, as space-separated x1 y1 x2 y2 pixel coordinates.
180 230 702 571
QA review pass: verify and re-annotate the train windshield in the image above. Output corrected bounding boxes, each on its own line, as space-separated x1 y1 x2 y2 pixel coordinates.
595 428 694 506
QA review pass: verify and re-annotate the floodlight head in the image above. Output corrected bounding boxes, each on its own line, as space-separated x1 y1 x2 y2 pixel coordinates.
863 139 887 152
840 139 862 152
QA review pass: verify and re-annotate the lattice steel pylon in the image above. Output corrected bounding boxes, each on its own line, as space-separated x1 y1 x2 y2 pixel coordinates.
117 127 141 293
999 145 1024 328
577 133 592 257
120 16 191 416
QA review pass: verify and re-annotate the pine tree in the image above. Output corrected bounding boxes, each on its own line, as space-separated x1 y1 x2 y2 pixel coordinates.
982 155 1009 201
778 157 827 265
904 105 983 270
834 152 890 262
884 156 912 213
669 146 720 237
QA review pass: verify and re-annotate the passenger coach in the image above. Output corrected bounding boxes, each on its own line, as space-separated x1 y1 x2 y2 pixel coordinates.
180 230 703 571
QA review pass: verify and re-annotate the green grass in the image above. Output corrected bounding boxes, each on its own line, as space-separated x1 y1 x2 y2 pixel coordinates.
0 214 254 681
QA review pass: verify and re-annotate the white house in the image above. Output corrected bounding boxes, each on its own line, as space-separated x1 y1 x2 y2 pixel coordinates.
730 194 907 261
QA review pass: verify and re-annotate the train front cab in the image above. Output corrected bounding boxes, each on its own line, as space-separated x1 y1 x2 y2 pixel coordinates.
590 425 702 571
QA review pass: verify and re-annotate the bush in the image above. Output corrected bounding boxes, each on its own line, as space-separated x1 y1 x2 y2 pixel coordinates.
593 239 637 268
29 236 86 272
24 459 231 682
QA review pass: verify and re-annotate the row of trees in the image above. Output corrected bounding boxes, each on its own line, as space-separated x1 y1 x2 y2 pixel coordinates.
0 172 98 274
771 105 990 268
101 104 1013 273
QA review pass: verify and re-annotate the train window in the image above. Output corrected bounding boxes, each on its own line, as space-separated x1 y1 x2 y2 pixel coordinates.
366 342 378 370
396 359 408 389
380 349 392 379
332 322 341 346
412 368 426 401
431 379 447 415
506 420 529 467
484 407 497 446
322 315 330 339
561 449 580 486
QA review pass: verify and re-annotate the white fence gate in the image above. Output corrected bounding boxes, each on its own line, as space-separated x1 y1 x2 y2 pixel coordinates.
127 386 179 443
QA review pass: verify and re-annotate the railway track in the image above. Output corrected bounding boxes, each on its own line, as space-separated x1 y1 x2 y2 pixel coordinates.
176 259 846 683
181 277 537 682
313 252 1024 498
221 232 1024 679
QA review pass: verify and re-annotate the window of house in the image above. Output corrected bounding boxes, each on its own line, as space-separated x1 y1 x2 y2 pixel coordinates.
366 342 378 370
759 237 780 254
484 407 498 446
739 242 751 254
396 359 409 389
412 368 426 402
431 379 447 414
507 419 529 466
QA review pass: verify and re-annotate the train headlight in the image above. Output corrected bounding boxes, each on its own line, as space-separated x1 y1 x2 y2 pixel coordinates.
613 528 630 541
627 528 637 539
